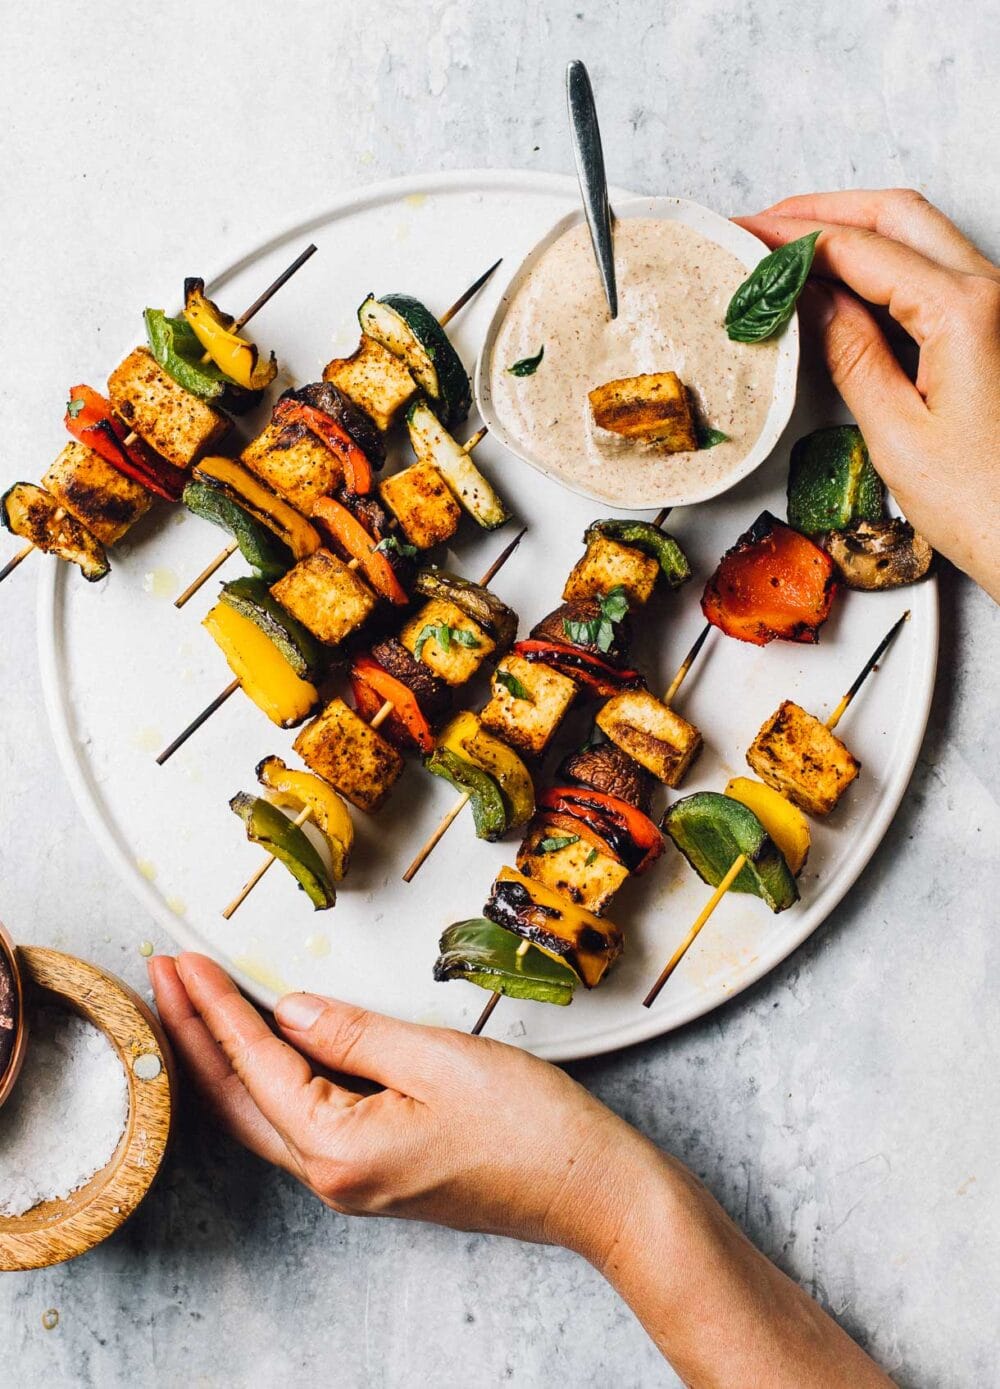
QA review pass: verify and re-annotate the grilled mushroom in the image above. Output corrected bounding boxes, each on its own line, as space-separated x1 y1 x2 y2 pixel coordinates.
369 638 452 723
558 742 655 814
531 600 632 666
825 518 933 590
282 381 385 466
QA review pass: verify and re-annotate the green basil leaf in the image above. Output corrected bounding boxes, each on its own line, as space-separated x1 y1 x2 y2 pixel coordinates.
414 623 443 661
563 617 599 646
696 424 730 450
598 585 629 624
594 618 615 653
507 345 545 377
66 397 85 419
497 669 533 702
584 847 599 866
724 231 820 344
375 535 418 560
538 834 580 854
450 628 481 648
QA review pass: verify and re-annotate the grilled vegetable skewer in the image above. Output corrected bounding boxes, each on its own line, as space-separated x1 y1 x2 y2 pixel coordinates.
641 611 909 1008
0 246 317 585
221 531 525 914
172 260 504 606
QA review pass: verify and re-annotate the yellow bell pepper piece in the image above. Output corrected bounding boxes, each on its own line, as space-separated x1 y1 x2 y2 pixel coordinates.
724 777 811 875
256 755 353 881
203 602 317 728
439 711 535 828
183 282 277 392
193 456 321 561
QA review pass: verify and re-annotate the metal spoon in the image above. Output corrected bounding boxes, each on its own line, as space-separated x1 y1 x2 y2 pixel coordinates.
566 59 617 318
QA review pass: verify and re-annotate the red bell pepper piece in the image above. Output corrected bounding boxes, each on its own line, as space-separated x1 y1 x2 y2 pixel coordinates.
512 639 644 698
64 384 187 502
312 496 409 606
273 398 374 495
539 787 663 874
351 654 435 752
701 511 837 646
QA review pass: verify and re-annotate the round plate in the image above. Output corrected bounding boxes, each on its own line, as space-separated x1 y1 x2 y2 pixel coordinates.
37 169 937 1063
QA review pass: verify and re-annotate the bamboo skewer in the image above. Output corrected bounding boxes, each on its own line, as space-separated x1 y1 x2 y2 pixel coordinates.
219 529 526 917
174 261 502 606
642 610 911 1008
0 245 318 585
159 429 503 766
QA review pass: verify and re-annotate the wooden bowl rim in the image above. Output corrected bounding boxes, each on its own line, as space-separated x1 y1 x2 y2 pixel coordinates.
0 947 175 1272
0 922 28 1112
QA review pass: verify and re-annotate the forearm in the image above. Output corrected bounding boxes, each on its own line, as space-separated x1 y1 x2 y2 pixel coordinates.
577 1138 893 1387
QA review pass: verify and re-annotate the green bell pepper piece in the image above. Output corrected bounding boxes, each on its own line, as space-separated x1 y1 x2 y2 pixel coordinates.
434 918 577 1005
425 747 507 841
220 576 326 682
183 480 294 581
144 307 241 403
584 519 692 588
787 425 885 535
662 791 799 913
229 793 336 910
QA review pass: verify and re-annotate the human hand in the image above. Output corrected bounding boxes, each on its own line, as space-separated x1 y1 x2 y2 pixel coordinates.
148 953 659 1256
736 189 1000 602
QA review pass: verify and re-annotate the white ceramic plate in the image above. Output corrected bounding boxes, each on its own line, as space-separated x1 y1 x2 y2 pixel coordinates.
37 169 937 1063
475 195 799 508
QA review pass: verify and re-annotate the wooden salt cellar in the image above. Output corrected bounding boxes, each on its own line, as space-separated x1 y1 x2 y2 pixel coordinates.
0 946 175 1272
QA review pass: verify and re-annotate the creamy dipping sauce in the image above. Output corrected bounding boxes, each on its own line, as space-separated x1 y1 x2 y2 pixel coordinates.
488 218 779 506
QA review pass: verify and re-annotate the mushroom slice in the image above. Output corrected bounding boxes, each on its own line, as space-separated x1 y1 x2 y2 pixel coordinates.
825 519 932 590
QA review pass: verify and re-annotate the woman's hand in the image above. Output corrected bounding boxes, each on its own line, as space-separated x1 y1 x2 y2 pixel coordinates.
736 188 1000 602
148 953 657 1256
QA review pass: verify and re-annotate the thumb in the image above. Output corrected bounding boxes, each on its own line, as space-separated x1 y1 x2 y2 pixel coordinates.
805 281 925 449
275 992 450 1095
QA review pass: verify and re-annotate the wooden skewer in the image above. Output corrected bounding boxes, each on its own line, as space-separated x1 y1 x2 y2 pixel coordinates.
156 678 241 765
642 610 911 1007
470 991 501 1035
175 261 503 605
0 244 318 585
222 804 312 919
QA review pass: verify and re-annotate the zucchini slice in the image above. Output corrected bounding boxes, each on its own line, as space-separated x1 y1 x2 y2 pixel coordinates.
358 293 471 426
787 425 885 535
434 918 577 1005
662 791 799 913
219 576 325 681
406 400 509 529
1 481 109 581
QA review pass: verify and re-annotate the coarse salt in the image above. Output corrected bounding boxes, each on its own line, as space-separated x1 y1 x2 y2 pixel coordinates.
0 1006 129 1218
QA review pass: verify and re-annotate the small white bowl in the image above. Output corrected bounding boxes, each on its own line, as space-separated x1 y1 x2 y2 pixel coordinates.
474 195 800 511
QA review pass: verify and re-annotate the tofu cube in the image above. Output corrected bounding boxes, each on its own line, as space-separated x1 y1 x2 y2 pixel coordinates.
270 548 376 647
242 418 342 513
563 534 660 607
480 654 577 758
596 689 702 787
379 460 461 550
516 822 629 914
398 597 493 686
746 700 860 817
588 371 697 451
294 697 404 813
108 347 229 468
43 439 151 545
323 335 419 432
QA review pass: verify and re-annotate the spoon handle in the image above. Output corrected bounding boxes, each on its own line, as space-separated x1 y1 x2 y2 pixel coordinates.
566 59 617 318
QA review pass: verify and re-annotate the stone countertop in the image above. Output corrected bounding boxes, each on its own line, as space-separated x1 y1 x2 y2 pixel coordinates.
1 4 997 1385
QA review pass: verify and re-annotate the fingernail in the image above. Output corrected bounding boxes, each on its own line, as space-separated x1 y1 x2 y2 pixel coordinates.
276 992 326 1032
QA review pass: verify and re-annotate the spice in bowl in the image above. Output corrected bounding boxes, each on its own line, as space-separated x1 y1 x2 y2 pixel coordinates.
0 1005 129 1218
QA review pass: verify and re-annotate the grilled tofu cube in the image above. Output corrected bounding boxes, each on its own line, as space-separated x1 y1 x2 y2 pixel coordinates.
597 688 702 787
242 418 342 513
379 460 461 550
589 371 697 451
746 700 860 816
270 548 377 647
294 697 404 813
480 654 577 758
399 597 493 686
42 440 151 545
563 534 660 607
108 348 229 468
323 335 419 432
517 822 629 914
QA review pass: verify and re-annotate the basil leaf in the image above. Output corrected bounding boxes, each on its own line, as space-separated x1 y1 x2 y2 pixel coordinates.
450 628 481 648
696 424 729 450
563 617 598 646
594 618 615 653
724 231 820 344
584 848 599 866
598 585 629 624
538 834 580 854
507 345 545 377
497 669 533 702
375 535 418 560
414 622 480 662
66 397 85 419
